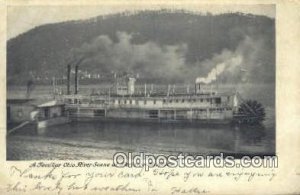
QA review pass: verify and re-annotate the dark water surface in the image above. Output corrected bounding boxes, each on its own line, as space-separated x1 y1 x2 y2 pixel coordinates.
7 119 275 160
7 84 275 160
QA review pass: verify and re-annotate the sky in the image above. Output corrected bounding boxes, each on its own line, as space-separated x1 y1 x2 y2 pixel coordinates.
7 4 275 40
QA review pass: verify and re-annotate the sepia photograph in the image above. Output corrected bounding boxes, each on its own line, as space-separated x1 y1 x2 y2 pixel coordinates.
3 1 300 194
6 5 275 161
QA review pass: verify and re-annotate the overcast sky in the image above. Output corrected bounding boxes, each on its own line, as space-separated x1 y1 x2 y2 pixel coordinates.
7 4 275 40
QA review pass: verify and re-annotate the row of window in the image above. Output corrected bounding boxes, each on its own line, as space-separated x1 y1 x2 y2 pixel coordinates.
194 108 232 112
114 98 222 105
116 99 156 105
68 98 222 106
163 99 212 103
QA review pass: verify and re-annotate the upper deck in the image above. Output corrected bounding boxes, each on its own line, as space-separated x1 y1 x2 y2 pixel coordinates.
58 91 237 110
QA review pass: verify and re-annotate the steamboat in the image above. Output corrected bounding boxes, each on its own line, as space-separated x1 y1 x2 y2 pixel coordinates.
56 64 265 125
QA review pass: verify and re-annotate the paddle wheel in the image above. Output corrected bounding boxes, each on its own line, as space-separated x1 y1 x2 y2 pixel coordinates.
234 99 266 125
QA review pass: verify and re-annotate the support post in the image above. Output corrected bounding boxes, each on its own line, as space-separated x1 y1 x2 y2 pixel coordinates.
75 65 79 94
67 64 71 95
158 109 161 122
174 110 176 120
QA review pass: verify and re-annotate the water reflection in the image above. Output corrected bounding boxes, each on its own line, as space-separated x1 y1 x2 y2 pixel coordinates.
15 121 275 157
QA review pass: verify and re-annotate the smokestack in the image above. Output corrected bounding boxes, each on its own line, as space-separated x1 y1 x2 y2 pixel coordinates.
67 64 71 95
74 65 79 94
195 83 201 94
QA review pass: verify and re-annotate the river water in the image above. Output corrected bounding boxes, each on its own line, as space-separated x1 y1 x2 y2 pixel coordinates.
7 84 275 160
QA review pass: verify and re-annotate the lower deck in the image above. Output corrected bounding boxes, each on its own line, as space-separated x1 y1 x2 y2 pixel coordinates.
66 105 234 123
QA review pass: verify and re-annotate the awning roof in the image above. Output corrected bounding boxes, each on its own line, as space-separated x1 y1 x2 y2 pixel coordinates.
7 98 34 104
37 100 65 108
